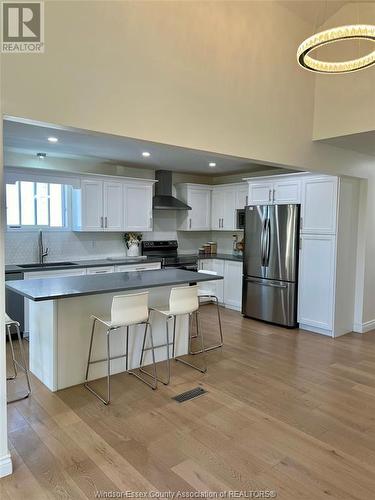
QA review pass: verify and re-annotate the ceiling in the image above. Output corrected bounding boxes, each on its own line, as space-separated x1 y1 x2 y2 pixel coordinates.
3 119 281 176
321 130 375 157
279 1 373 27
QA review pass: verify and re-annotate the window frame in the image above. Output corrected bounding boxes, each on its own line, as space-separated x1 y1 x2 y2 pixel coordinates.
6 181 71 232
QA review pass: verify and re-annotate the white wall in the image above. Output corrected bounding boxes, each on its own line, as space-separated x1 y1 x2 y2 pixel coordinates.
0 78 12 477
313 2 375 140
2 0 373 174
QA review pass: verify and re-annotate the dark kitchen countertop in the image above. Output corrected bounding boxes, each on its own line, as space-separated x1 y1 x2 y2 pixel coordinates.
193 253 243 262
6 268 223 302
5 256 163 274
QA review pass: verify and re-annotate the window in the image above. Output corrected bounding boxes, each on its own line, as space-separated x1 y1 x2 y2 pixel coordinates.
6 181 67 229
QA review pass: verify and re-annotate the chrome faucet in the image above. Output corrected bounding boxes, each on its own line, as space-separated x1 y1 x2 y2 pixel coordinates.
38 231 49 264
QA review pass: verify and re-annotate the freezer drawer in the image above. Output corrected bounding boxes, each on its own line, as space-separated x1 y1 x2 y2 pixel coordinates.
242 277 297 328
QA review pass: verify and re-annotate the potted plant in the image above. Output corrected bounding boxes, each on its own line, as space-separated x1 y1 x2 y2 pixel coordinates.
124 232 142 257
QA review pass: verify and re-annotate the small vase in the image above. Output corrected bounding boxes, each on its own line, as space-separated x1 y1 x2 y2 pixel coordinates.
127 244 139 257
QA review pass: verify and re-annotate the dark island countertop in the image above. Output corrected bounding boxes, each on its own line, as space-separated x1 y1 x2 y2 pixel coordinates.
6 269 223 302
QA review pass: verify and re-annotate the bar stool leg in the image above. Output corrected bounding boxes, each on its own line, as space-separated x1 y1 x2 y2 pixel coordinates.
84 319 112 405
6 325 17 381
140 315 172 386
175 311 207 373
130 322 157 389
191 295 224 354
7 322 31 403
15 323 31 397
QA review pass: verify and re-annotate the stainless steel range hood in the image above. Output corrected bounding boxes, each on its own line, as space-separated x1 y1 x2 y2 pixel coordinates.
153 170 191 210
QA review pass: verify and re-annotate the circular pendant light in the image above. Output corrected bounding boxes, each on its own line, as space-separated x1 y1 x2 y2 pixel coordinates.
297 24 375 74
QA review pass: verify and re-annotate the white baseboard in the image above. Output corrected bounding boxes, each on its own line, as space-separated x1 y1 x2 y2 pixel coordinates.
353 319 375 334
0 453 12 478
299 323 332 337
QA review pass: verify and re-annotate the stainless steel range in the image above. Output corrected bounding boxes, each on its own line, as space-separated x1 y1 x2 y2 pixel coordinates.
141 240 198 271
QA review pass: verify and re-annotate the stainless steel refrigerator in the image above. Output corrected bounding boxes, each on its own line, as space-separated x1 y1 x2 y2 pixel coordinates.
242 204 300 328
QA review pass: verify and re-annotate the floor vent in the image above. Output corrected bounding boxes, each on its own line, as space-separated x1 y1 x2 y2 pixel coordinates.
172 386 207 403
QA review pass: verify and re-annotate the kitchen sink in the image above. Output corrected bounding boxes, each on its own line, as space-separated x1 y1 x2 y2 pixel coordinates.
19 262 78 269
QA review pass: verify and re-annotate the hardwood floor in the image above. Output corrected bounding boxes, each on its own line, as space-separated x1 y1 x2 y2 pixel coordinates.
3 304 375 499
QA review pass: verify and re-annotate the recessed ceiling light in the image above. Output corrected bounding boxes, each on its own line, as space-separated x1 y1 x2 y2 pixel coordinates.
209 162 216 167
37 152 47 159
142 151 151 158
47 136 58 143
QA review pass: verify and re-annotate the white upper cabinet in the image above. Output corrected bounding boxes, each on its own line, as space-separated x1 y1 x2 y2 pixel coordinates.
236 184 249 209
211 186 236 230
301 176 338 234
273 179 301 204
176 184 212 231
73 175 154 232
248 181 274 205
123 182 153 232
247 178 301 205
75 178 104 231
103 181 123 231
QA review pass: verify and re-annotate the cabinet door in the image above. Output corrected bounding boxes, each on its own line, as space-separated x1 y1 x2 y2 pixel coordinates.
81 179 104 231
222 189 236 230
248 182 273 205
211 190 224 230
298 234 336 334
223 260 243 310
211 259 225 303
211 188 236 230
273 179 301 204
188 188 211 230
103 181 123 231
124 183 153 232
236 184 249 209
301 177 338 234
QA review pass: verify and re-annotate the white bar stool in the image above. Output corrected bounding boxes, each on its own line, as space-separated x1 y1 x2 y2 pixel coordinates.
143 285 206 385
6 313 31 403
84 291 157 405
191 269 223 354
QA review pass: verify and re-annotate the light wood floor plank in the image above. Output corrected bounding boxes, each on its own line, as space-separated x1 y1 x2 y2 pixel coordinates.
5 304 375 499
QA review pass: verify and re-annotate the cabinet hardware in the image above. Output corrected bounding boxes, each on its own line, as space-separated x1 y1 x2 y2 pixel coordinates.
268 190 272 202
222 218 224 228
105 217 108 228
300 217 303 230
245 195 248 206
100 216 104 228
299 237 302 250
272 189 275 203
189 218 192 229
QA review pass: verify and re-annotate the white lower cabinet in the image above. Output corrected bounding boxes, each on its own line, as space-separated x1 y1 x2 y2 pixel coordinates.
223 260 243 310
114 262 161 272
198 258 242 310
298 234 336 335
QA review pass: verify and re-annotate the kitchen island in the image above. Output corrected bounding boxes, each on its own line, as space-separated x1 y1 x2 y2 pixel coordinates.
6 269 222 391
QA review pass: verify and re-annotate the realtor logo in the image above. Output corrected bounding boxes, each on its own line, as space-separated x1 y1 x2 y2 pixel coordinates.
1 1 44 52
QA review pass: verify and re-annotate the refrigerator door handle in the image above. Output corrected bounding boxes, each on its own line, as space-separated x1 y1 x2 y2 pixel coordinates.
260 219 267 266
245 278 288 289
264 218 271 267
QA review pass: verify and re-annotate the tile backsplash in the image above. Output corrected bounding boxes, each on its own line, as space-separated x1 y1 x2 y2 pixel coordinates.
5 211 243 264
